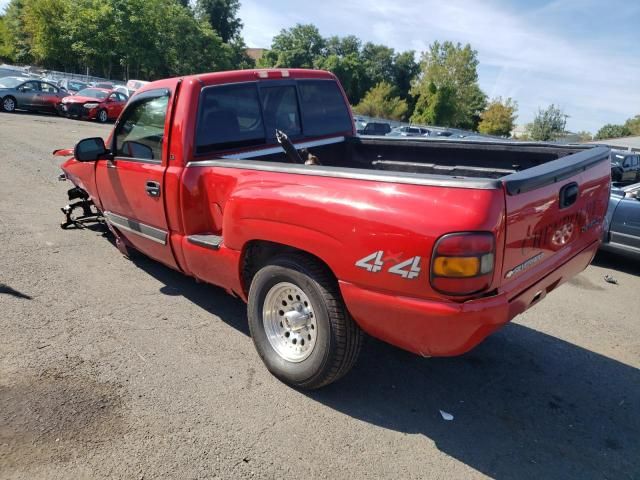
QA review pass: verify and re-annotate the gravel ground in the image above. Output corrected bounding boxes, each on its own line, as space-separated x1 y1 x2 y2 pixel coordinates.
1 111 639 480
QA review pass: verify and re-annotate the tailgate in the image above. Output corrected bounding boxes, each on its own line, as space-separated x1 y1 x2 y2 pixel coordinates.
500 146 610 294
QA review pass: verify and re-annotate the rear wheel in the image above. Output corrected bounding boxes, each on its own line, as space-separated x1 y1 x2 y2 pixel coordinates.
2 96 16 112
97 109 108 123
248 254 363 389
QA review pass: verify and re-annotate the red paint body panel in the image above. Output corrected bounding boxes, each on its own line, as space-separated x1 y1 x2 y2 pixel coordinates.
59 69 611 359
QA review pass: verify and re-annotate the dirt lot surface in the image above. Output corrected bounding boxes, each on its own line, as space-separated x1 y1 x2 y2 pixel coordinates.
1 111 639 480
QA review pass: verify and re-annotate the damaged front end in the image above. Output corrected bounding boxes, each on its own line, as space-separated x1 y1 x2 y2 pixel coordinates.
59 182 102 229
55 148 103 230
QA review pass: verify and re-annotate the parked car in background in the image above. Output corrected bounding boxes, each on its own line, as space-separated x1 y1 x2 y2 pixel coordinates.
58 87 128 122
359 121 392 135
601 182 640 257
610 150 640 183
126 79 149 96
388 125 431 137
0 76 66 114
92 82 115 89
58 79 88 95
112 85 130 99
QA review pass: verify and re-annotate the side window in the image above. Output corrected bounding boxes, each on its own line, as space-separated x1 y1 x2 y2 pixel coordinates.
117 93 128 102
633 156 639 167
41 82 58 93
298 80 352 137
22 81 39 92
114 94 169 161
260 85 301 137
623 157 631 168
108 93 118 102
195 84 265 154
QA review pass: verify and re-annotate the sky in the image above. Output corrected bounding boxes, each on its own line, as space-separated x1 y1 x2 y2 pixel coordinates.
1 0 637 132
239 0 640 133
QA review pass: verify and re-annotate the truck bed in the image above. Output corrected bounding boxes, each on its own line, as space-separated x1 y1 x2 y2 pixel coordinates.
219 135 593 182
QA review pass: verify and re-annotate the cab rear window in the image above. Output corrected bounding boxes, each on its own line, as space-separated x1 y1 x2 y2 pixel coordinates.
195 79 351 155
196 84 266 154
298 80 352 137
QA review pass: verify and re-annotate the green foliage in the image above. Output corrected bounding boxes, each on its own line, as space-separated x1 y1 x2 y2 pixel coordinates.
259 25 418 105
623 115 640 135
353 81 408 120
594 124 631 140
0 15 15 62
478 97 518 136
575 131 593 142
259 24 325 69
526 104 568 141
410 41 486 129
1 0 249 80
195 0 242 43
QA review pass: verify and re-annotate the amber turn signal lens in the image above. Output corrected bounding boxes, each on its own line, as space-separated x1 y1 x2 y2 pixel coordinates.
432 256 480 277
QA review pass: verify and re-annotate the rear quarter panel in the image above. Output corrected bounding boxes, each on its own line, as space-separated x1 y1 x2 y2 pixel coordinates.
179 166 506 301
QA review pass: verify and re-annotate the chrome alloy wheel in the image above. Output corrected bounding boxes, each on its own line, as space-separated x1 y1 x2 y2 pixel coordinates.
98 109 108 122
3 97 15 112
263 282 317 362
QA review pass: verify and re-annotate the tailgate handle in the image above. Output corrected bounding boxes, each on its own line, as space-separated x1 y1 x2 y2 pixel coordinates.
559 182 579 209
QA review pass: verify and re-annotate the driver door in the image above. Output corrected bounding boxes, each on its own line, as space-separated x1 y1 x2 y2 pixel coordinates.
17 81 40 109
95 87 178 269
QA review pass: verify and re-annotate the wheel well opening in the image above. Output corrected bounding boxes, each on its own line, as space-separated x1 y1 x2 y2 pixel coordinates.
240 240 336 296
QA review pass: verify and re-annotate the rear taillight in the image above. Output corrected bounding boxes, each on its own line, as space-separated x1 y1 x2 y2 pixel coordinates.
430 232 495 296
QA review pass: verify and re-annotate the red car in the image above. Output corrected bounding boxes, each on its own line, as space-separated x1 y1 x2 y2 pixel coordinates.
58 87 128 123
58 69 611 389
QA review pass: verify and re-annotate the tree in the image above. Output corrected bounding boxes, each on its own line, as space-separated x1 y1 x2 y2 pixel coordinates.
411 41 486 129
353 81 408 121
259 24 325 69
478 97 518 136
392 50 419 100
575 131 593 142
195 0 241 43
526 104 568 141
315 53 367 103
0 15 15 62
594 124 631 140
624 115 640 135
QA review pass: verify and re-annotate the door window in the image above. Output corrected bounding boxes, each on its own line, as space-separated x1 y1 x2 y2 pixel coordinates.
21 81 40 92
114 93 169 161
40 82 59 93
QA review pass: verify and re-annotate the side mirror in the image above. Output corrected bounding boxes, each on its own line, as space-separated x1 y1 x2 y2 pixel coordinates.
74 137 108 162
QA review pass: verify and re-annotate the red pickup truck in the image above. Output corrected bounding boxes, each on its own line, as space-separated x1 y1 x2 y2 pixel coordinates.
58 68 611 389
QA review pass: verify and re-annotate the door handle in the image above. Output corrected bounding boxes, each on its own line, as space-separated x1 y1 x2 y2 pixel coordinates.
145 181 161 197
559 182 578 209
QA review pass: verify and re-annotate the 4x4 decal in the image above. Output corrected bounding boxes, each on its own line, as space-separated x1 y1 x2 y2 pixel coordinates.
355 251 422 279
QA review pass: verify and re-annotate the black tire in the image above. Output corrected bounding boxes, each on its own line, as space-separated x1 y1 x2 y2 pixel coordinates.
97 109 108 123
248 254 363 389
2 96 17 113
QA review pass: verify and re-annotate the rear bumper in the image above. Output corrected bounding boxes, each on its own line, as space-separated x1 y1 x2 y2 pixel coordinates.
340 240 599 357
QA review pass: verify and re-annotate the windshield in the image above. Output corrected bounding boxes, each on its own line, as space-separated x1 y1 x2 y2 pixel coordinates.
611 153 626 165
0 77 24 88
68 81 87 91
76 88 107 100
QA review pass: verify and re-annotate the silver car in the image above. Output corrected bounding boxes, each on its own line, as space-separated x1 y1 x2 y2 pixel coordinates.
0 76 66 114
602 182 640 257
